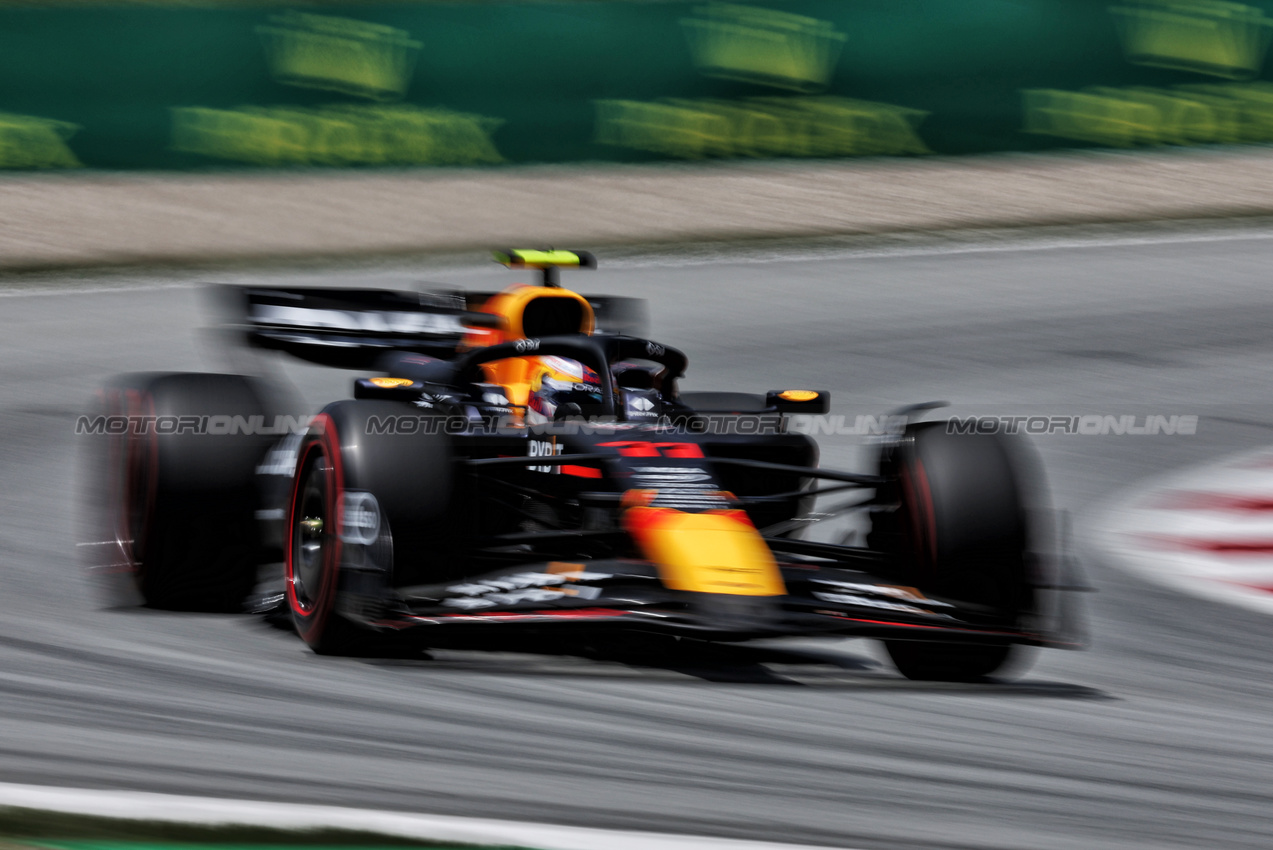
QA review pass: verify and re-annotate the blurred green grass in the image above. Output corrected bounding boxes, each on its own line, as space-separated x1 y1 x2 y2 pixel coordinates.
0 0 627 6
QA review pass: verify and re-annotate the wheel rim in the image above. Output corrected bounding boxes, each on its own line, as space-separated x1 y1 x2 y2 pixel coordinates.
292 459 331 612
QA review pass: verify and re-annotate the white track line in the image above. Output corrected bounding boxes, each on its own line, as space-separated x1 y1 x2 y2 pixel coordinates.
600 224 1273 270
4 222 1273 299
0 281 198 299
0 782 851 850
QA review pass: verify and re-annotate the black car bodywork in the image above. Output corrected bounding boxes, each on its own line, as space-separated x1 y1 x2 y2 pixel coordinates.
83 252 1086 680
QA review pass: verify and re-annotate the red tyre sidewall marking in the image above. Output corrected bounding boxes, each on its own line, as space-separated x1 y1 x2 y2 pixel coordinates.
912 457 937 567
899 457 938 575
285 413 344 644
102 389 131 576
119 389 158 583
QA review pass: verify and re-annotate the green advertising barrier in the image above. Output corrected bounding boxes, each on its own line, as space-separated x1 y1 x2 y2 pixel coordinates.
3 0 1273 170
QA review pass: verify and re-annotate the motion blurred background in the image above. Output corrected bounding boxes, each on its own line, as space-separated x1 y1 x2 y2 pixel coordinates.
5 2 1273 850
7 0 1273 267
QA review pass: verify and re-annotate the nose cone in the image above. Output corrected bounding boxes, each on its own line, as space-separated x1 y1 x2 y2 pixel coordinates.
623 505 786 596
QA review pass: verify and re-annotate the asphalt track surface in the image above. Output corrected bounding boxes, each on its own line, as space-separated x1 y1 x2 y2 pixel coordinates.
4 227 1273 850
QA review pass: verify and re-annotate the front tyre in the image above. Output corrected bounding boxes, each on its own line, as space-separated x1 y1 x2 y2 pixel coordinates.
285 401 454 655
870 422 1040 682
884 639 1016 683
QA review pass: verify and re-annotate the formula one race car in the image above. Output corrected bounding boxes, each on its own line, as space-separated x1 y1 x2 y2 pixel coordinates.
81 250 1084 681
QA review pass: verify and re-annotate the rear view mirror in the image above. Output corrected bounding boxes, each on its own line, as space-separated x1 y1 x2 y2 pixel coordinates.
766 389 830 414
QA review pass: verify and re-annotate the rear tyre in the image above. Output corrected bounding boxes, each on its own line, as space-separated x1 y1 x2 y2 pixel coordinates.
85 373 277 611
286 400 454 655
870 423 1038 682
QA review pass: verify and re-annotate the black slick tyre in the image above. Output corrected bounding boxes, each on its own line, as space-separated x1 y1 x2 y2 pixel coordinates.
870 422 1038 682
86 373 276 611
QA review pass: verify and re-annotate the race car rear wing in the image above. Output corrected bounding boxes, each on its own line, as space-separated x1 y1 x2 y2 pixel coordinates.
215 285 647 370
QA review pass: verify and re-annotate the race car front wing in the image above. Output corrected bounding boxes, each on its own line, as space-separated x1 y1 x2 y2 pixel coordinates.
335 558 1084 649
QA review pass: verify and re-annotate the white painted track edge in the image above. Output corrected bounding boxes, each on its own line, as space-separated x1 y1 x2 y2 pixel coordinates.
0 782 854 850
